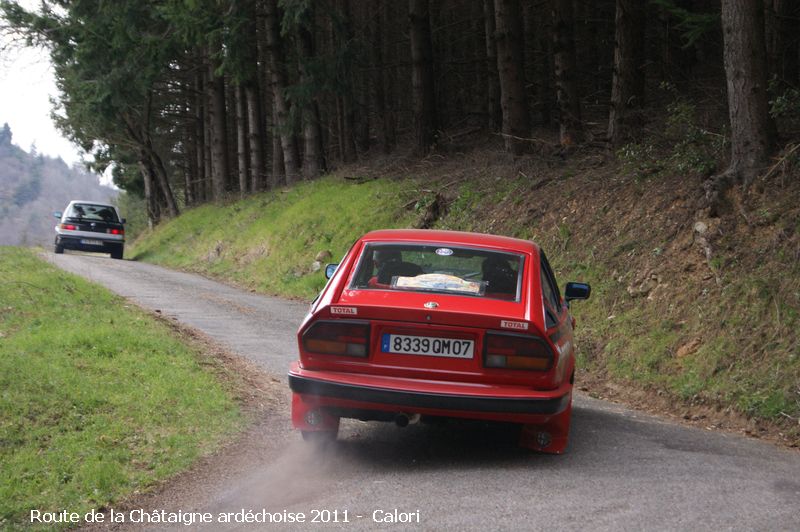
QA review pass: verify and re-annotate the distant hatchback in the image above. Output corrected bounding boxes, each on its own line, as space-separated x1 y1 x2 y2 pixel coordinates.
53 201 125 259
289 229 590 454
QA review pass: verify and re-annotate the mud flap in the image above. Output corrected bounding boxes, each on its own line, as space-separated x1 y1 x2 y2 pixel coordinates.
519 400 572 454
291 393 340 433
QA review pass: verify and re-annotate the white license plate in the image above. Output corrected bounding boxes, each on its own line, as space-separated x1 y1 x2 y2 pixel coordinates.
381 333 474 358
80 239 103 246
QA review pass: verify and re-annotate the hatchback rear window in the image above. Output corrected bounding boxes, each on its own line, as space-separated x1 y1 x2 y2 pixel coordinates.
66 203 119 222
350 243 524 301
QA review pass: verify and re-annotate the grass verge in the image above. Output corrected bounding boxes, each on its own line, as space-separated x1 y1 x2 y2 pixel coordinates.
0 247 243 529
131 175 419 299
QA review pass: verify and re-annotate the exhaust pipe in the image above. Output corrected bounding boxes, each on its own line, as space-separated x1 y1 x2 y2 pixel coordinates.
394 413 421 427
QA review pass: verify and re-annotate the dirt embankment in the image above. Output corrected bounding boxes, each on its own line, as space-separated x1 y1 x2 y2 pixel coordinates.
403 143 800 446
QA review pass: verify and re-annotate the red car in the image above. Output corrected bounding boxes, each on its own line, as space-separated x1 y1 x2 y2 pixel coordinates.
288 229 590 454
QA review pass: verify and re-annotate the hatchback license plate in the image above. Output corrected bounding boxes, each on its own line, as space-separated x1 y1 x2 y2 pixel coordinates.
381 333 474 358
80 239 103 246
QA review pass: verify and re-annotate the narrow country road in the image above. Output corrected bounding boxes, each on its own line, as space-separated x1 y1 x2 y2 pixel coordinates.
47 253 800 531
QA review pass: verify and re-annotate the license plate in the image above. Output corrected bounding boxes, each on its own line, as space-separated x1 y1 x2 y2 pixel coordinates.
381 333 474 358
80 239 103 246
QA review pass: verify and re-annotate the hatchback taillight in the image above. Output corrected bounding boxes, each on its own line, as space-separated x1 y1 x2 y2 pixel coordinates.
60 223 77 231
483 332 553 370
302 320 370 357
107 228 124 235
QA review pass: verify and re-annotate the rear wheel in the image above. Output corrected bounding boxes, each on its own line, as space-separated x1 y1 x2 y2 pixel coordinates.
111 245 124 260
519 399 573 454
54 244 64 254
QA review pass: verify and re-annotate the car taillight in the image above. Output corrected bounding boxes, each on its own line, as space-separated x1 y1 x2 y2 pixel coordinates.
60 224 77 231
483 332 553 371
107 228 124 235
302 320 370 357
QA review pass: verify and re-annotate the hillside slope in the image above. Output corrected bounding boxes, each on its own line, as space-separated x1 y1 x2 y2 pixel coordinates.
129 147 800 443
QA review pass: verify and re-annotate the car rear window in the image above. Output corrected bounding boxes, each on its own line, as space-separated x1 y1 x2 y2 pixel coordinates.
350 243 524 301
66 203 119 223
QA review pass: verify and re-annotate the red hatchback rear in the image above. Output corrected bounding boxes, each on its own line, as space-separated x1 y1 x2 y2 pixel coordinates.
288 229 590 453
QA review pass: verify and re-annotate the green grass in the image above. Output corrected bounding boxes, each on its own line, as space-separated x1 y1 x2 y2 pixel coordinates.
0 248 243 529
130 175 419 299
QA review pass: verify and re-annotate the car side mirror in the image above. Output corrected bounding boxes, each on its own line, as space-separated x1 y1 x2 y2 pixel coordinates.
565 282 591 303
121 218 127 224
53 211 62 218
325 263 338 279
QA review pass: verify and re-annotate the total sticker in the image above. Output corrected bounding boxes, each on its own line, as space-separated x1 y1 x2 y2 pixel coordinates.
501 320 528 330
330 306 358 315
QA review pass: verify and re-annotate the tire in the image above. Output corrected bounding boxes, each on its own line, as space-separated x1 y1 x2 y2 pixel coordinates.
54 244 64 254
111 245 124 260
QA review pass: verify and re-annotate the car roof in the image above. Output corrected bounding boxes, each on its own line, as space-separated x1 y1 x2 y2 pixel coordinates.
360 229 540 253
68 200 117 208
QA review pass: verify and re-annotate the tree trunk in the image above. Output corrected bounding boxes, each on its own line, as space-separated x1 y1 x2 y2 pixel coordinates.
409 0 438 153
494 0 530 155
552 0 583 147
148 146 179 218
235 84 249 195
138 156 158 228
207 41 230 200
767 0 800 84
381 0 397 151
721 0 774 183
186 99 197 207
339 1 358 162
483 0 502 131
536 9 554 126
271 100 285 187
370 1 391 153
608 0 646 146
245 84 265 191
264 0 299 184
203 83 214 201
139 91 178 218
296 24 326 179
194 66 206 203
255 1 273 189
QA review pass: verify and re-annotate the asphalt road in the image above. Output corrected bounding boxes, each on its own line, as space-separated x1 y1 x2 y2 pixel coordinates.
47 253 800 531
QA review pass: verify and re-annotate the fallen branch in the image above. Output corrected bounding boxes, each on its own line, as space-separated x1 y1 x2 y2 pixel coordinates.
494 131 555 146
761 143 800 183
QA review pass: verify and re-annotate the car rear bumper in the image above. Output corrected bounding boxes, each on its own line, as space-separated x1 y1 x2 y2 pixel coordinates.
56 234 123 252
288 362 571 426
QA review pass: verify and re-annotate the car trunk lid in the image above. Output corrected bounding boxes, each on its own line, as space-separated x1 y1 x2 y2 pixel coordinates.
303 289 555 387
